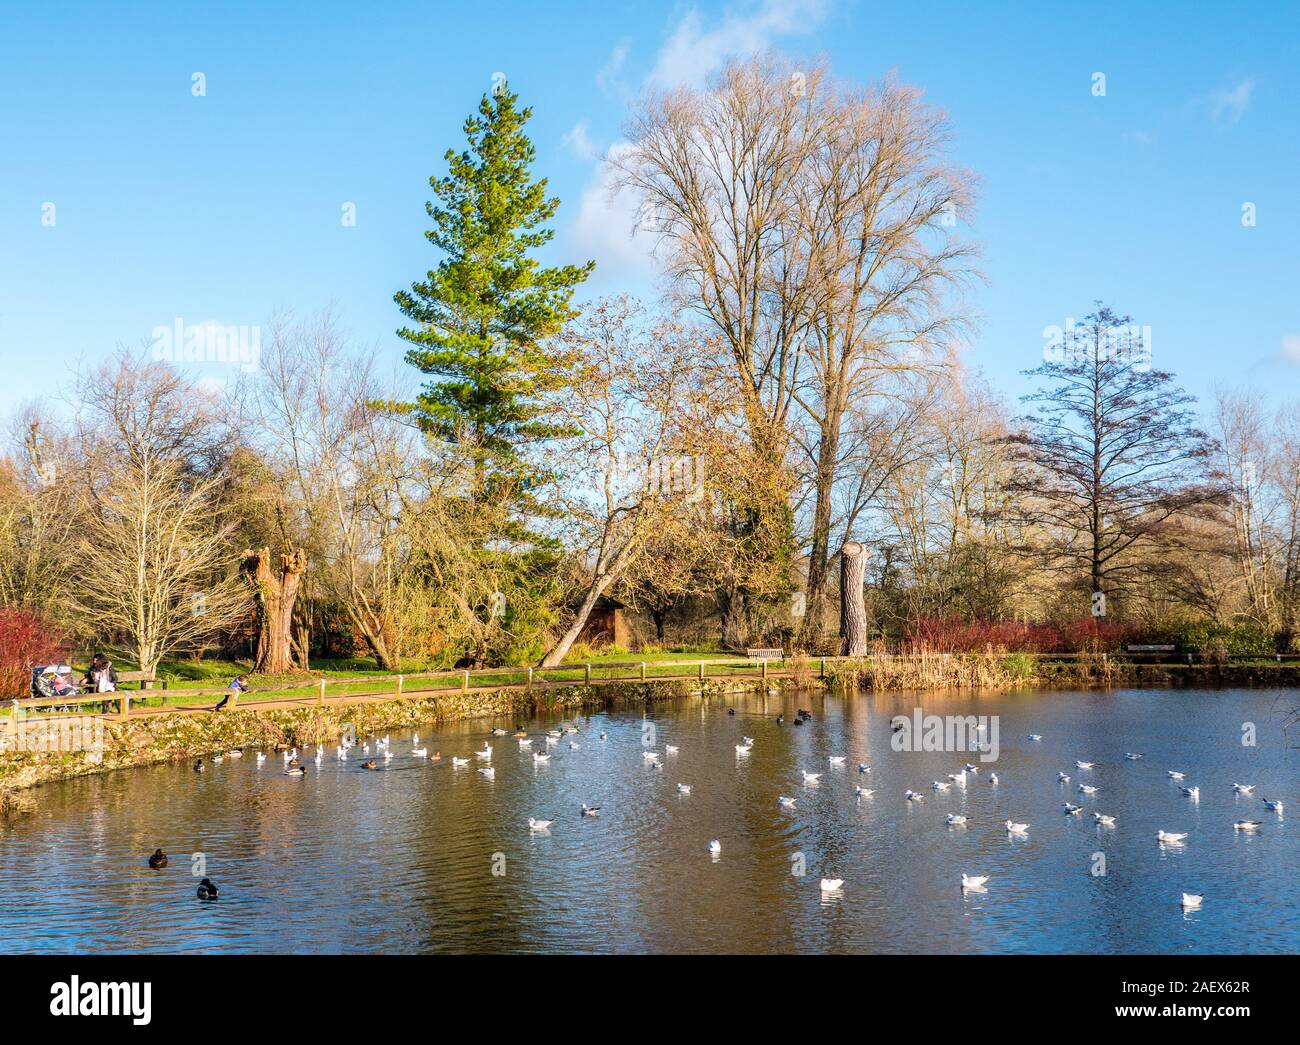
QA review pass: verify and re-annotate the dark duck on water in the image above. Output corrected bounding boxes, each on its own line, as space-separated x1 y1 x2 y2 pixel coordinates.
196 878 218 900
147 848 168 869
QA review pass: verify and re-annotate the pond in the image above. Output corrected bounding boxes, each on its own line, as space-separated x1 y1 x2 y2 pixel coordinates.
1 687 1296 953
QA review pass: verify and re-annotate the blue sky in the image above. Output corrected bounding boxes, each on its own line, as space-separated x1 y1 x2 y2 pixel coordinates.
2 0 1297 418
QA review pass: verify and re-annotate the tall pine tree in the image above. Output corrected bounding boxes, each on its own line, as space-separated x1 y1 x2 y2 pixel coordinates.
395 84 593 528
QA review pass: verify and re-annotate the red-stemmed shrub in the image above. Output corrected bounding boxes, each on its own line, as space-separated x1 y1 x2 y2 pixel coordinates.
0 605 66 697
904 616 1135 654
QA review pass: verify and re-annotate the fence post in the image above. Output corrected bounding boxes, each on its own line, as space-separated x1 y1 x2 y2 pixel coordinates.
820 657 826 679
640 661 646 682
397 674 403 697
318 678 326 705
585 662 592 685
699 661 705 681
761 658 768 680
119 694 129 720
462 670 469 694
527 667 533 691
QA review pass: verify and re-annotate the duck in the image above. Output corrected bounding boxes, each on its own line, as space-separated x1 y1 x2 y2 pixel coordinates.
1094 813 1117 827
1263 799 1284 812
285 764 306 777
988 772 999 785
147 848 168 869
1005 819 1030 834
361 759 378 770
1232 783 1255 794
528 817 554 832
599 732 608 740
946 814 969 826
1156 830 1188 843
819 878 844 893
226 749 243 759
581 803 600 816
514 728 529 739
776 714 784 725
429 752 442 762
857 763 871 774
193 759 204 772
708 839 722 854
491 727 509 736
793 716 804 726
451 756 469 767
1180 786 1200 799
212 753 224 764
196 878 218 900
1167 770 1186 780
1233 820 1262 831
727 708 736 716
1063 803 1083 815
478 767 496 779
547 729 563 739
1181 893 1203 909
778 795 797 809
854 786 874 797
1078 784 1100 795
961 873 988 890
801 770 822 784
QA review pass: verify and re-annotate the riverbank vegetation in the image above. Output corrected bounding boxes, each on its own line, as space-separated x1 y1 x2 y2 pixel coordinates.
3 58 1299 696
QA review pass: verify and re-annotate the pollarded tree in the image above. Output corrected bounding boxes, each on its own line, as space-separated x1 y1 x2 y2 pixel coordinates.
395 82 593 527
1006 305 1225 613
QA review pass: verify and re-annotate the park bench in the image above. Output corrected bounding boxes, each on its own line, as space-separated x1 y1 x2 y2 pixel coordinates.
745 648 784 660
1126 644 1174 653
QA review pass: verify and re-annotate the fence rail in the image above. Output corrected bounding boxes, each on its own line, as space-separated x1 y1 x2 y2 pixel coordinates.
9 650 1299 725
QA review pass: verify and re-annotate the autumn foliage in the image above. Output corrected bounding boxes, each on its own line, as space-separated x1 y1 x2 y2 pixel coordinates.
0 605 66 698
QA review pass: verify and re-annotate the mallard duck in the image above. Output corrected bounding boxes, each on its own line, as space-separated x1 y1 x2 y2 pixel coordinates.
361 759 378 770
147 848 168 869
193 759 204 772
197 878 218 900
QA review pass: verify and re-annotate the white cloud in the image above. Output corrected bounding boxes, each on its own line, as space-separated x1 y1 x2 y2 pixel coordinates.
1282 335 1300 364
562 121 601 161
596 39 631 95
571 142 656 275
647 0 829 89
1208 78 1254 123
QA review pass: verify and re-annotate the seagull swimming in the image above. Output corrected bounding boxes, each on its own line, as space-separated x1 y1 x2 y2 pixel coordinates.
1078 784 1099 795
478 767 495 779
820 878 844 893
476 745 492 759
946 814 969 825
905 789 925 802
1156 830 1188 844
1027 734 1043 741
1063 803 1083 815
533 752 551 764
1074 761 1095 770
828 755 847 766
1263 799 1284 812
932 780 951 792
1167 770 1186 780
1181 786 1200 800
961 873 988 890
1234 820 1262 831
1232 783 1255 794
1124 752 1144 760
1094 813 1117 826
528 818 553 832
988 773 999 785
450 756 468 767
1057 772 1071 783
708 839 721 855
676 783 691 794
801 770 822 784
857 763 871 774
778 795 797 808
665 745 678 755
855 786 874 797
1181 893 1203 909
413 747 429 758
1004 819 1030 835
581 804 600 816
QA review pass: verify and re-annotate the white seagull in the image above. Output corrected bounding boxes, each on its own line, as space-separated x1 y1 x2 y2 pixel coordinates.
1078 784 1100 795
946 814 969 825
1263 799 1284 812
478 767 495 779
1027 734 1043 741
1232 783 1254 794
450 756 468 767
1167 770 1186 780
778 795 797 808
1005 819 1030 835
820 878 844 893
1181 893 1203 909
961 873 989 890
1063 803 1083 815
676 783 692 794
828 755 847 766
1075 761 1095 770
1156 830 1188 844
1094 813 1117 826
801 770 822 784
1180 786 1200 800
708 839 721 855
1057 772 1072 783
528 817 553 832
1233 820 1262 831
855 786 874 797
905 789 925 802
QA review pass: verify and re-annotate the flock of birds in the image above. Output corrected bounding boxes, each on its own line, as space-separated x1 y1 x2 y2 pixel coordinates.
167 705 1286 913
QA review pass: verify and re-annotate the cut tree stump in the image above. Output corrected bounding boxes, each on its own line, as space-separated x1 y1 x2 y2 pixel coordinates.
241 547 307 675
840 541 869 657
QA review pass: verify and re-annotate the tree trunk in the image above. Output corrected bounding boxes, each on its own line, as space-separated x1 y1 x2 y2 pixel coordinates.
242 547 307 674
651 607 666 643
801 419 839 645
718 584 751 650
840 541 869 657
540 574 615 667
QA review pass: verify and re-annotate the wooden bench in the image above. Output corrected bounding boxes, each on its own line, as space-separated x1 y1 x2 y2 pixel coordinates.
745 648 784 660
1126 644 1174 653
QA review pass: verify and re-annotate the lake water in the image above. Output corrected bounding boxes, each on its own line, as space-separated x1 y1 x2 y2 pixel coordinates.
1 687 1296 954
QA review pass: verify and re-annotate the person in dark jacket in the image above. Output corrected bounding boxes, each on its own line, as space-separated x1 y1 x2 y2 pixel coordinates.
85 653 118 693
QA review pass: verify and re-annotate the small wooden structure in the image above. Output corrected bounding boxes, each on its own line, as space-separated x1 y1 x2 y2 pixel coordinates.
576 595 629 649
